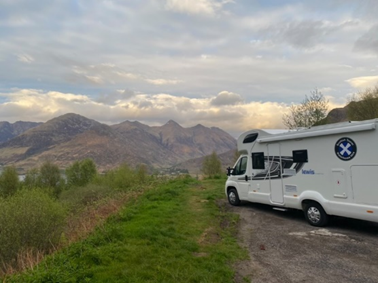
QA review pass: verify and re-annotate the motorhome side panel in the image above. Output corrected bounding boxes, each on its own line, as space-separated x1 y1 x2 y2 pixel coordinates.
279 129 378 222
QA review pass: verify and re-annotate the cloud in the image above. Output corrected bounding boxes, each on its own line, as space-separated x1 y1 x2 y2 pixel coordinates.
97 89 136 105
259 19 358 49
0 89 290 136
211 91 243 106
145 79 183 85
17 53 34 63
165 0 231 16
85 75 103 84
354 24 378 55
114 71 140 80
0 0 377 129
346 76 378 89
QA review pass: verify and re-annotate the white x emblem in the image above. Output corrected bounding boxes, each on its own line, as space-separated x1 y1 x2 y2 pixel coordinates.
340 143 351 156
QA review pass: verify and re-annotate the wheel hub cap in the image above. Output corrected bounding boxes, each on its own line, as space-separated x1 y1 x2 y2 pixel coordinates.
307 207 321 223
229 192 236 203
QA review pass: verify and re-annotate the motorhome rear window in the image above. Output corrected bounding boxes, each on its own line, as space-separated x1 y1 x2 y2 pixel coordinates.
243 133 258 143
293 150 308 163
252 152 265 169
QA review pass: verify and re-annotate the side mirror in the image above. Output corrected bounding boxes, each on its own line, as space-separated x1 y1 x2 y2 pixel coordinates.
226 167 232 176
245 175 248 182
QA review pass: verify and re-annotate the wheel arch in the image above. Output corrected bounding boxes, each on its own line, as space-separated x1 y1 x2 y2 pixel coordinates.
226 186 237 194
299 191 329 214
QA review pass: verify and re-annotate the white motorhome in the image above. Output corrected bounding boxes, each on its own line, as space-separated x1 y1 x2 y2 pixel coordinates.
225 119 378 226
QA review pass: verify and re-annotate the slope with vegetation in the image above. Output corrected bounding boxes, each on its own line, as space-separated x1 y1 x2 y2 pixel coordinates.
284 85 378 129
0 160 247 282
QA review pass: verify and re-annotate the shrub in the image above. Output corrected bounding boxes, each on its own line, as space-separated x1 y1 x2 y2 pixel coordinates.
0 189 66 267
202 151 222 178
23 167 39 190
0 166 19 197
39 161 61 189
97 163 142 191
60 183 114 208
66 159 97 188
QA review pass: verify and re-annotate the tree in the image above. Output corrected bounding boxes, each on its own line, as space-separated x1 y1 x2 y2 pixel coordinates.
66 159 97 187
283 89 328 129
38 161 63 197
0 166 19 197
347 85 378 121
202 151 222 178
23 167 39 189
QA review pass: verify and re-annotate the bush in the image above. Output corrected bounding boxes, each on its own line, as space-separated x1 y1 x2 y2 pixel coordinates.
23 167 39 190
65 159 97 188
97 163 148 191
60 184 114 208
22 162 65 197
347 85 378 120
0 189 66 266
202 151 222 178
0 166 19 197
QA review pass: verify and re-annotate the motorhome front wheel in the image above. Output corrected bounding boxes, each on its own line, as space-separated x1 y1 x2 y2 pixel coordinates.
227 188 241 206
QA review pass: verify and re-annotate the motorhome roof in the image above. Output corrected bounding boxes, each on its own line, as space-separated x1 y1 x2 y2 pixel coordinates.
237 119 378 151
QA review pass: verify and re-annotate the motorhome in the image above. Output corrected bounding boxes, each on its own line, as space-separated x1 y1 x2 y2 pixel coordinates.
225 119 378 226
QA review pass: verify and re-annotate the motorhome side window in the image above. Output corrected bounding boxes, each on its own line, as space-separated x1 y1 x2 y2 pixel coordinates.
232 156 248 175
293 150 308 163
252 152 265 169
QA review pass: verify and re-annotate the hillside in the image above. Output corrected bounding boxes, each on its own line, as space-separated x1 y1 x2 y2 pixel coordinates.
0 121 41 143
0 113 236 172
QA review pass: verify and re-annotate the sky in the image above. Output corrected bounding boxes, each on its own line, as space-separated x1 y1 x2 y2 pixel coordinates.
1 0 378 137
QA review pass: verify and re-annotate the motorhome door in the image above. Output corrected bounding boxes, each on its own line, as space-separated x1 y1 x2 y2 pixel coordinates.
267 143 284 204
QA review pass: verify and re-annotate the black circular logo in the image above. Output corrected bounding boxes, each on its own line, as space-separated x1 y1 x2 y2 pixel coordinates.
335 137 357 161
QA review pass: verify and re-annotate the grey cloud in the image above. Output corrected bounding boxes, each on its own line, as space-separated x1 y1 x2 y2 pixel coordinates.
260 20 356 49
354 25 378 55
130 100 154 109
97 89 136 105
138 100 154 109
211 91 243 106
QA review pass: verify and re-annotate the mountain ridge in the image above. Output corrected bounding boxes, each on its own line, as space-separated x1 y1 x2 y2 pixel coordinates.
0 113 236 172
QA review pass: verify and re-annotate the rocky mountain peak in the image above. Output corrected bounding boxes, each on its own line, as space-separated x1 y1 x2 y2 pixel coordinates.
163 120 182 128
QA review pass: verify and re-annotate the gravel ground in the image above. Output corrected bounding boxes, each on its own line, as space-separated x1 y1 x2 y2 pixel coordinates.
226 201 378 283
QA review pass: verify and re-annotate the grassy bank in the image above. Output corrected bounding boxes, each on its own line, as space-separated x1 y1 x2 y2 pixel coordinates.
3 176 246 283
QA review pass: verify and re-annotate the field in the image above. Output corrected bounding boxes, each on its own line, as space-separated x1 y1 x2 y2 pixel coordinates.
3 176 248 283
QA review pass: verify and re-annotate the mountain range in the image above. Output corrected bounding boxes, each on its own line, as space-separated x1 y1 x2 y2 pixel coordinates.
0 113 236 173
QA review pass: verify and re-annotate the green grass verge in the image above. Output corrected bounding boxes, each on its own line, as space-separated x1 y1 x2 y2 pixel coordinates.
4 176 247 283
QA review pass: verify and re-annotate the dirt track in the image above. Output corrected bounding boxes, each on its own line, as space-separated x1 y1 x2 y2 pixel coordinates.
226 201 378 283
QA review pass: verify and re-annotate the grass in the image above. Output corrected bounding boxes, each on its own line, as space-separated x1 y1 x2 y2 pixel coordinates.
4 176 247 283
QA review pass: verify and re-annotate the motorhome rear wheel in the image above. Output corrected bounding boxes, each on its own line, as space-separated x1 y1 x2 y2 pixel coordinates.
304 202 329 227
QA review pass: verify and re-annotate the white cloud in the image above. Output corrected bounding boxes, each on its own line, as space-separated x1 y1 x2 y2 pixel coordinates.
211 91 243 106
346 76 378 89
17 53 34 63
114 71 140 80
0 89 290 136
165 0 231 16
145 79 183 85
85 75 103 84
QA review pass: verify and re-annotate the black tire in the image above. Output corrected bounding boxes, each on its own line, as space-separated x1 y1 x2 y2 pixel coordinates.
303 202 328 227
227 188 241 206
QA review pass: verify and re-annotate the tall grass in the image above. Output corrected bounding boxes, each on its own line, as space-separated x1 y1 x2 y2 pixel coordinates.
0 189 66 271
0 161 153 277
